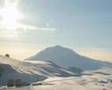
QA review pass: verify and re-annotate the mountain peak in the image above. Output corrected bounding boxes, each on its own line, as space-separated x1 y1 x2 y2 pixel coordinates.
49 45 68 50
45 45 77 54
53 45 64 48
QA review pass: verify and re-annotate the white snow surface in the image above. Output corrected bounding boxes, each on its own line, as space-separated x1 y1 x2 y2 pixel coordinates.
1 75 112 90
0 56 112 90
32 73 112 90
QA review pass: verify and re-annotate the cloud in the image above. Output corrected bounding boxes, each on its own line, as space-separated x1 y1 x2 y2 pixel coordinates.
0 22 56 31
0 22 56 40
18 24 56 31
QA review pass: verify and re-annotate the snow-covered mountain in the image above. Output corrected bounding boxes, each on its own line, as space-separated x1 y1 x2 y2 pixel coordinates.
0 55 73 86
0 45 112 89
26 45 112 70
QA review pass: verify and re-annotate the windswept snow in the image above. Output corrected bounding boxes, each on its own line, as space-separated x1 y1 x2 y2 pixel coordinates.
24 61 50 65
3 74 112 90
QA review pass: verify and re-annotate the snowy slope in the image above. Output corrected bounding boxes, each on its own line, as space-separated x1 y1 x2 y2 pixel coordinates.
1 73 112 90
23 60 73 77
0 56 46 85
32 70 112 90
0 55 112 89
0 56 73 85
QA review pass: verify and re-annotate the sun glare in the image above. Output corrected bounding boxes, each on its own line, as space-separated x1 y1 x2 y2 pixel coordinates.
0 0 23 30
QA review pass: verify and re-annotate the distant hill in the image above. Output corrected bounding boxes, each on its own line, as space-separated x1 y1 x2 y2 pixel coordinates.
26 45 112 70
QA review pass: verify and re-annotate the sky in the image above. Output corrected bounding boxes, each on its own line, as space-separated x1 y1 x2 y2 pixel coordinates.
0 0 112 61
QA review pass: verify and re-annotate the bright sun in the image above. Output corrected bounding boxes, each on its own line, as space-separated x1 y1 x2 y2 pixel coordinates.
0 0 23 30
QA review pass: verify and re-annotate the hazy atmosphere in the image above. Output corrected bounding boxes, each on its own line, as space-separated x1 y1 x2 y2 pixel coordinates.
0 1 112 90
0 0 112 62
